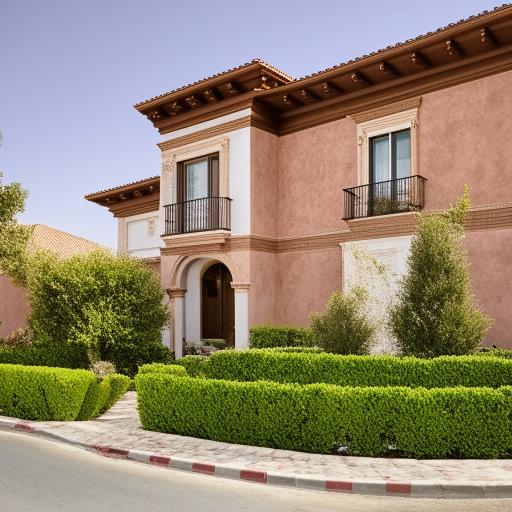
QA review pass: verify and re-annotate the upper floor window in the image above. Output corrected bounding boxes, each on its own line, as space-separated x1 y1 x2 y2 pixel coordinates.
177 153 219 202
370 129 411 184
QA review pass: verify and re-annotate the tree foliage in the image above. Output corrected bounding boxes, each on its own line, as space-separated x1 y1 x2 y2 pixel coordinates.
390 188 491 357
310 287 376 354
0 172 30 285
27 250 171 376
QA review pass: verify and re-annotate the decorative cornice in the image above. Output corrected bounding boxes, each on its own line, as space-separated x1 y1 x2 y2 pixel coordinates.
159 203 512 257
166 288 187 299
109 195 159 218
158 116 251 150
162 231 229 248
348 97 422 124
231 282 250 291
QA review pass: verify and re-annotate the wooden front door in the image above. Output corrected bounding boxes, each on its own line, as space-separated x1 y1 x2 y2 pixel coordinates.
201 263 235 346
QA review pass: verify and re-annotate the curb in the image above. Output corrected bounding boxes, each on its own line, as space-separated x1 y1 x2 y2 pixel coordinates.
1 420 510 499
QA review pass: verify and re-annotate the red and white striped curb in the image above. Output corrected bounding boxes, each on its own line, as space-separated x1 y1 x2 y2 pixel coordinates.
1 420 511 499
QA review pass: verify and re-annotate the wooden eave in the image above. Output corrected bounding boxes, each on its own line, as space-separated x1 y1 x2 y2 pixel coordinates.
134 5 512 136
134 61 293 134
84 176 160 208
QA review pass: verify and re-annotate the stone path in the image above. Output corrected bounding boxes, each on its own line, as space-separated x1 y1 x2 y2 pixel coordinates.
2 392 512 498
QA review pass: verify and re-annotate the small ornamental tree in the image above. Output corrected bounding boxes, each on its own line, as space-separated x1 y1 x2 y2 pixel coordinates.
390 188 492 357
0 172 30 286
27 250 171 376
310 287 376 354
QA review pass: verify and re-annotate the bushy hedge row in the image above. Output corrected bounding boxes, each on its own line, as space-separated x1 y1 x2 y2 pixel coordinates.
0 343 89 369
477 348 512 359
176 355 207 377
138 363 187 376
136 373 512 458
203 350 512 388
249 325 313 349
0 364 94 420
263 346 323 353
77 374 131 420
0 364 129 421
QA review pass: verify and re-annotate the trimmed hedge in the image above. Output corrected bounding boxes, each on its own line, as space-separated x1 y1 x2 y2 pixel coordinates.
136 373 512 458
477 348 512 359
176 355 207 377
0 343 89 369
0 364 129 421
262 346 323 353
138 363 187 377
203 350 512 388
101 374 131 412
249 325 313 349
0 364 94 421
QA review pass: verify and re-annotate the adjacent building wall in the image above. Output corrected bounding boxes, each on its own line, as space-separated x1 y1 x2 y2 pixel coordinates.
0 275 30 338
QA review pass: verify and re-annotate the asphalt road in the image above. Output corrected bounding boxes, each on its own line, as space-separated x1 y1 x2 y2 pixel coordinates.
1 431 512 512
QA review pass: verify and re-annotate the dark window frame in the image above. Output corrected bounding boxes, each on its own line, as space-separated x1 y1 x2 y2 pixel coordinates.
177 152 220 202
369 128 411 185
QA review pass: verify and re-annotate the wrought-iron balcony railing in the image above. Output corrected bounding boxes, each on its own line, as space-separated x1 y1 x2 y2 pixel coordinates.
164 196 232 235
343 175 427 220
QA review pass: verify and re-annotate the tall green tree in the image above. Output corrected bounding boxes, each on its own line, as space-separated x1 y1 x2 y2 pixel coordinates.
0 140 30 286
390 188 491 356
27 250 171 376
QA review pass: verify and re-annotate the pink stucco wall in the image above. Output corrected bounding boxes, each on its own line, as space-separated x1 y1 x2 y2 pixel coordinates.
247 71 512 347
419 69 512 209
251 128 279 238
277 118 356 238
249 250 277 326
466 228 512 346
0 275 30 338
276 248 342 327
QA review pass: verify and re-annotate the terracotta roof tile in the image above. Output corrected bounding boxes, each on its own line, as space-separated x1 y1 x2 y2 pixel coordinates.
134 59 294 108
84 175 159 199
28 224 106 258
297 3 512 80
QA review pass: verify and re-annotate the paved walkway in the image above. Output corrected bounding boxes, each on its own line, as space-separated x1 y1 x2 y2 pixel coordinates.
2 392 512 499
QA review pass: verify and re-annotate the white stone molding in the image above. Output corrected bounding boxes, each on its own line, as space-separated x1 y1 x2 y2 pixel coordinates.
354 108 420 186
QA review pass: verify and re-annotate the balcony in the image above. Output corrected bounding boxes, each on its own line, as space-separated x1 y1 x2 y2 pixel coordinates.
164 196 232 236
343 175 426 220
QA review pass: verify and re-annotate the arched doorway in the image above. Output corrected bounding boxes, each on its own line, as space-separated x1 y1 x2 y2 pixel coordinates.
201 263 235 346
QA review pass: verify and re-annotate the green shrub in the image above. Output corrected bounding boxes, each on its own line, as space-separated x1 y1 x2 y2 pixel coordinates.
263 346 324 353
77 373 130 420
0 343 89 369
310 287 375 354
77 377 112 420
476 348 512 359
202 339 226 350
0 364 94 421
26 250 171 376
249 325 313 349
136 373 512 458
176 355 207 377
101 374 131 412
138 363 187 376
202 350 512 388
390 189 492 357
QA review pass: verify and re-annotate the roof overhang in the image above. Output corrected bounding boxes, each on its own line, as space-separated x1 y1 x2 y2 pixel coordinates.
134 60 293 134
85 176 160 217
135 5 512 136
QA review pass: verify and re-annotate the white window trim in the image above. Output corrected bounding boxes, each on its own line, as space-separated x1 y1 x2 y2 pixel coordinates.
160 136 229 236
356 108 419 186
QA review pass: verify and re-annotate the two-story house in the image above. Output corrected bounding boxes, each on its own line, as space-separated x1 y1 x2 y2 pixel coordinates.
86 5 512 356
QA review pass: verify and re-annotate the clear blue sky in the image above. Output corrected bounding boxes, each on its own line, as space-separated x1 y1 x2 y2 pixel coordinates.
0 0 504 248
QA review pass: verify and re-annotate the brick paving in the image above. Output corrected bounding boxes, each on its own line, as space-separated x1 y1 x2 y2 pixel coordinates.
2 391 512 497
